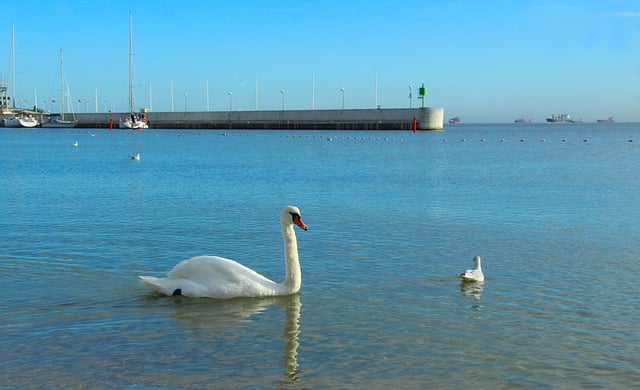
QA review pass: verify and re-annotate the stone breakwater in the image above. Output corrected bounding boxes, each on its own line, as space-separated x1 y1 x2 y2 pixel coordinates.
7 107 444 130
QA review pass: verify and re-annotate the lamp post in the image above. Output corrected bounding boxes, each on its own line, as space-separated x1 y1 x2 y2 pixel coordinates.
340 86 345 110
280 89 285 111
184 93 188 112
228 91 233 112
408 85 412 109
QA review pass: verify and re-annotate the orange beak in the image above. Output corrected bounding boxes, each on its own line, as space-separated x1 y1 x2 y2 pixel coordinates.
293 216 308 231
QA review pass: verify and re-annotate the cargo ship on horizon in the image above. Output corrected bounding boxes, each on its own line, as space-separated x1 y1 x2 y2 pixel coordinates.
546 113 575 123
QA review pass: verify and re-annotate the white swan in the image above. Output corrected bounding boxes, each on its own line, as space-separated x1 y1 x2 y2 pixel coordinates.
139 206 308 298
460 255 484 282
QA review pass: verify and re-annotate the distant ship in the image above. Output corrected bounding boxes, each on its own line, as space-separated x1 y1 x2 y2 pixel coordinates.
546 113 574 123
448 117 460 124
597 117 614 124
514 118 533 124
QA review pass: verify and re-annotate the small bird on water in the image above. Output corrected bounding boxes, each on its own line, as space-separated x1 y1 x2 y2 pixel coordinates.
460 255 484 282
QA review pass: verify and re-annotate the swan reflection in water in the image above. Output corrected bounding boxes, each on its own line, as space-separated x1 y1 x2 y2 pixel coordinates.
460 281 484 311
169 293 302 384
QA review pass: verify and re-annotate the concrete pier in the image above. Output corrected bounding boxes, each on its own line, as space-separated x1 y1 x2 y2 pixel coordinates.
3 107 445 130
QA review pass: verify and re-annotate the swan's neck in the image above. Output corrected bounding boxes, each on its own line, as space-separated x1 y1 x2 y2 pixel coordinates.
282 224 301 294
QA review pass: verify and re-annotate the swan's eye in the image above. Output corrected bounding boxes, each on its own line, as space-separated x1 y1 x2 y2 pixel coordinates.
289 212 300 221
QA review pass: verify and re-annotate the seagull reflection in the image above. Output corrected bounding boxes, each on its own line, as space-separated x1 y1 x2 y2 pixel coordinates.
460 281 484 310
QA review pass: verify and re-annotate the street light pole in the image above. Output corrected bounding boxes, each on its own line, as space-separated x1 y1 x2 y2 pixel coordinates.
280 89 285 111
408 85 412 109
228 91 233 111
340 86 345 110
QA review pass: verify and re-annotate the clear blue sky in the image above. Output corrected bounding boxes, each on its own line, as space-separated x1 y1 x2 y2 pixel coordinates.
2 0 639 122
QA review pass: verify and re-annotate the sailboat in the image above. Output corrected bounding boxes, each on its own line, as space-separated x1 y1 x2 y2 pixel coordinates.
42 48 77 128
119 11 148 130
3 23 39 128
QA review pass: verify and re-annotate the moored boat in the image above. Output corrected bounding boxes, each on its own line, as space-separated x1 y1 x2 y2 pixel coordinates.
120 12 148 130
120 112 149 129
3 112 39 128
42 113 77 128
42 48 77 128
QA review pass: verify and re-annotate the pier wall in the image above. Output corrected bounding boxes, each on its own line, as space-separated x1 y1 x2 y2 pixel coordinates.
4 107 444 130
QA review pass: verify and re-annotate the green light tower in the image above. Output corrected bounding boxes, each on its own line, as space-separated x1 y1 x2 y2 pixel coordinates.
418 83 427 108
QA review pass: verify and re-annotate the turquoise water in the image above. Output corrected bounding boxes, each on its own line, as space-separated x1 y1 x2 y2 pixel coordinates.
1 124 639 389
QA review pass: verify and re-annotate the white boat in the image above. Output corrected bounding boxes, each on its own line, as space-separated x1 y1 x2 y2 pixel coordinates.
120 11 148 130
2 24 39 128
42 48 77 128
120 112 148 129
3 112 39 128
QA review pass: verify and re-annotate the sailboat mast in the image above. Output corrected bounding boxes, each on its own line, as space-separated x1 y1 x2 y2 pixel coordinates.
128 11 134 114
60 48 64 117
10 24 15 109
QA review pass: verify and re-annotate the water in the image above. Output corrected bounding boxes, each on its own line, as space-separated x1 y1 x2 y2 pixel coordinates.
1 124 639 389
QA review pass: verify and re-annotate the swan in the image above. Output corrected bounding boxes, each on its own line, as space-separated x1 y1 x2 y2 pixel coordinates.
130 153 140 160
460 255 484 282
139 206 308 298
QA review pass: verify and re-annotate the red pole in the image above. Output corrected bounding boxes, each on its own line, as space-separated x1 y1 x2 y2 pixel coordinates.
412 116 417 133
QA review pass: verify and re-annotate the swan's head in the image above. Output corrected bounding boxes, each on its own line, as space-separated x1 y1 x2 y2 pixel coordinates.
282 206 308 231
473 256 482 265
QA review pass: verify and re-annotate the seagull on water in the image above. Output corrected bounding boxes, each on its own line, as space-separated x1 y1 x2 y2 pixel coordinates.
460 255 484 282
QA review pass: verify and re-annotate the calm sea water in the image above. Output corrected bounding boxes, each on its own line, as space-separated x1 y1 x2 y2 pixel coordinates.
1 124 639 389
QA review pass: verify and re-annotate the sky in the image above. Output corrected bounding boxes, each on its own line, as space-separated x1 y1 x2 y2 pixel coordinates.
1 0 639 122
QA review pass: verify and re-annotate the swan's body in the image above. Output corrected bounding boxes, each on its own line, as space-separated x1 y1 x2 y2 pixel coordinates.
130 153 140 160
460 255 484 282
139 206 308 298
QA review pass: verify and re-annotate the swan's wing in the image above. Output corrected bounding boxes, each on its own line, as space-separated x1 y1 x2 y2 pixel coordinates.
167 255 274 285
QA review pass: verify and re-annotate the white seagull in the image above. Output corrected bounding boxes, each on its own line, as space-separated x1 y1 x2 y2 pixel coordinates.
460 255 484 282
